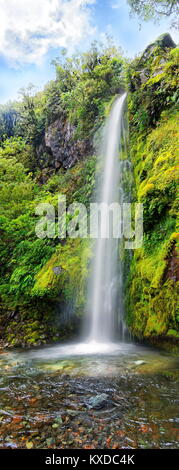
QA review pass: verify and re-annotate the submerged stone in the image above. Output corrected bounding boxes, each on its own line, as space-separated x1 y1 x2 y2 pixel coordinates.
87 393 109 409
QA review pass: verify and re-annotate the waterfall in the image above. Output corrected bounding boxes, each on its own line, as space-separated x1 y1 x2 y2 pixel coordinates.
85 93 130 344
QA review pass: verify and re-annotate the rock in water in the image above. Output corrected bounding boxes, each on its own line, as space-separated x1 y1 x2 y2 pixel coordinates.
134 360 146 366
87 393 109 410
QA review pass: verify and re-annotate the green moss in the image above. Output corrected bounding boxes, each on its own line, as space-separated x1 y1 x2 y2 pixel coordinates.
32 239 91 312
162 370 179 380
126 101 179 348
127 45 179 133
167 329 179 339
127 278 178 339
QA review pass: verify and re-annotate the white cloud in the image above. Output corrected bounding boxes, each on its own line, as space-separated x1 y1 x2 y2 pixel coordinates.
0 0 96 65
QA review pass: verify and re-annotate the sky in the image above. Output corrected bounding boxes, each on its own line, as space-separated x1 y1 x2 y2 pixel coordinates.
0 0 178 104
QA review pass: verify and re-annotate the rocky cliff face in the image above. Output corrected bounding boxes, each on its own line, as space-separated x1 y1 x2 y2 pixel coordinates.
37 116 92 175
128 33 176 91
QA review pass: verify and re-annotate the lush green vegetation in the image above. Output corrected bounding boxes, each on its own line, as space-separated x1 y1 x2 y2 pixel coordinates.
0 146 96 345
0 35 178 348
0 41 124 144
125 41 179 349
126 113 178 341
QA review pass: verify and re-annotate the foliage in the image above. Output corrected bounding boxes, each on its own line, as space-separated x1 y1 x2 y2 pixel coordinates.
0 42 125 148
137 113 178 229
0 102 19 142
126 108 179 340
127 45 179 133
42 41 125 139
44 155 96 206
0 136 96 344
128 0 179 27
32 238 91 319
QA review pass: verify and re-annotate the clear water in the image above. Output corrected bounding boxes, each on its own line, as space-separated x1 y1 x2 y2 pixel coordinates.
0 342 178 449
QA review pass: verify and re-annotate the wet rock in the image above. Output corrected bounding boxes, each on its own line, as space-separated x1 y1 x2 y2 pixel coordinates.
165 247 179 283
66 410 78 417
134 360 146 366
86 393 109 410
0 409 13 417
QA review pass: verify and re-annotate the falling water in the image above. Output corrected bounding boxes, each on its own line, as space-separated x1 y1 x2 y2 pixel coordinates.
85 93 130 344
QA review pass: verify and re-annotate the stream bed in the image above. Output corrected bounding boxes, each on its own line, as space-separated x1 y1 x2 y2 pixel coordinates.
0 341 178 449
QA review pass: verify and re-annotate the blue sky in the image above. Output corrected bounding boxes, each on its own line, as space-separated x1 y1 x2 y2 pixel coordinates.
0 0 178 104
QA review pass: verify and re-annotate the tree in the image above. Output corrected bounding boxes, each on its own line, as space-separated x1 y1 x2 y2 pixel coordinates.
128 0 179 27
0 103 19 142
51 41 125 137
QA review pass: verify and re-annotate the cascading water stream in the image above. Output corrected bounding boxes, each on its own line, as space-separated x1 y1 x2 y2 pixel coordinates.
85 93 130 345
